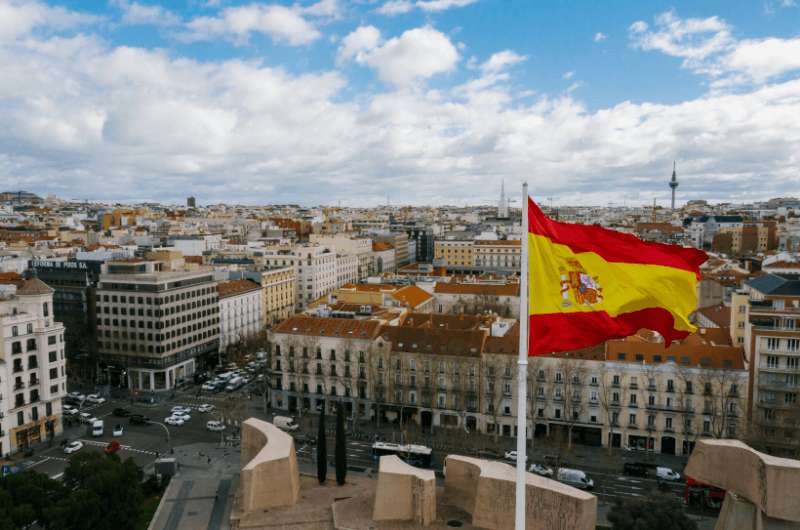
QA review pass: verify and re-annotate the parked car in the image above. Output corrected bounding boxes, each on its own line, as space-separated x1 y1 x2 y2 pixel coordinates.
504 450 521 463
656 467 681 481
206 420 225 432
197 404 214 413
63 405 78 416
68 392 85 402
557 468 594 490
85 394 106 404
91 420 104 437
529 463 554 477
129 414 149 425
171 406 191 415
273 416 299 432
104 440 121 455
79 412 93 423
113 424 124 437
201 382 217 391
113 408 131 417
165 416 185 426
63 441 84 454
171 412 191 422
623 462 649 477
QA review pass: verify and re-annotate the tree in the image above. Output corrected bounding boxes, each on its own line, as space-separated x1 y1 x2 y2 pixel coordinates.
558 357 586 450
607 496 697 530
599 370 620 453
317 410 328 484
335 402 347 485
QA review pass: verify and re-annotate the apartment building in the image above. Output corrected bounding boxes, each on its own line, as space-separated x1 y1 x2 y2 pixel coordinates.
310 235 374 281
95 261 220 392
434 240 474 268
743 273 800 455
336 254 359 288
269 316 382 417
0 278 67 456
262 245 337 311
217 279 263 352
473 240 521 273
433 281 520 318
372 242 396 274
373 233 410 267
261 266 295 326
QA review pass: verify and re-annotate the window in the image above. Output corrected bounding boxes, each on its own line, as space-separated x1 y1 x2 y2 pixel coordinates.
647 415 655 427
17 411 24 426
666 417 673 430
767 338 781 350
48 335 56 345
767 356 779 368
11 326 18 336
629 394 637 405
629 413 636 425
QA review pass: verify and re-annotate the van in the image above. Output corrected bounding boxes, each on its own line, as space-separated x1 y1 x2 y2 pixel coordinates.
556 468 594 490
225 376 243 392
623 462 649 477
273 416 299 432
91 420 104 437
656 467 681 481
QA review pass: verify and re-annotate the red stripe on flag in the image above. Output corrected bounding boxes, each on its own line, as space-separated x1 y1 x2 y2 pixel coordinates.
528 307 691 356
528 198 707 276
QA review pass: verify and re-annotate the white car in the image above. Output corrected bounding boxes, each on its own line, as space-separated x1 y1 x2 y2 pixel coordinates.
201 383 216 391
63 406 78 416
206 420 226 432
504 451 520 462
529 463 554 477
85 394 106 404
63 441 83 454
68 392 86 401
197 404 214 413
171 406 191 415
656 467 681 481
112 424 124 436
79 412 93 423
164 416 185 426
172 412 191 421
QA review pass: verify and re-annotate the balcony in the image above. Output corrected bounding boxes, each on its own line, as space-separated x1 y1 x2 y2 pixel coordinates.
29 379 39 387
664 426 675 433
12 365 23 374
647 384 657 391
611 381 620 388
14 381 25 390
629 383 638 390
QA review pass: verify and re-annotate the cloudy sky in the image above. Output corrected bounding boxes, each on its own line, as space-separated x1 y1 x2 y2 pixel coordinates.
1 0 799 206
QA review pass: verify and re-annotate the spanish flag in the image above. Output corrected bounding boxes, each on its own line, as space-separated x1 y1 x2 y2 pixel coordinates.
527 198 708 355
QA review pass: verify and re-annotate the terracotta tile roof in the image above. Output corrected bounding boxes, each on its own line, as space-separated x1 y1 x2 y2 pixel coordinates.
184 256 203 264
0 272 24 287
400 312 492 330
606 328 744 369
216 279 262 299
372 241 394 252
433 282 519 296
380 326 486 357
391 285 432 309
274 315 382 339
339 283 397 293
16 277 54 295
696 304 731 328
484 322 519 354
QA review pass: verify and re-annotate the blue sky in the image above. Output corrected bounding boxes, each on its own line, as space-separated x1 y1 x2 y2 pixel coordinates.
1 0 799 205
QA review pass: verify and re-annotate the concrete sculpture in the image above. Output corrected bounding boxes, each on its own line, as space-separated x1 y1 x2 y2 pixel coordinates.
372 455 437 525
238 418 300 512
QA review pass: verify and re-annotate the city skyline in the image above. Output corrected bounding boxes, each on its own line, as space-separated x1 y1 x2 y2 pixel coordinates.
1 1 799 206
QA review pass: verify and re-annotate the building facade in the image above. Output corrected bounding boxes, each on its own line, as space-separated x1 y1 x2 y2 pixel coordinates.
217 279 264 352
0 278 67 457
95 261 220 391
261 266 295 326
434 240 474 268
473 240 521 273
263 245 337 311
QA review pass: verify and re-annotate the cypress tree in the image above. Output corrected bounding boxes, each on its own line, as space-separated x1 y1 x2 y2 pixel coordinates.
316 410 327 484
335 402 347 485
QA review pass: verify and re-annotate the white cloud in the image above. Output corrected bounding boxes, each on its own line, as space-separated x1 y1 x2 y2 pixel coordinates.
594 32 607 42
302 0 342 19
112 0 181 27
562 70 574 80
480 50 526 73
375 0 477 15
0 2 799 206
417 0 478 12
630 11 800 88
337 25 381 64
180 3 321 46
357 26 459 86
375 0 414 15
0 0 98 40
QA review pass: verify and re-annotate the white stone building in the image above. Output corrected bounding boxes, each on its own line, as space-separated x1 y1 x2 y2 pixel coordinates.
0 278 67 456
262 245 338 311
217 279 264 352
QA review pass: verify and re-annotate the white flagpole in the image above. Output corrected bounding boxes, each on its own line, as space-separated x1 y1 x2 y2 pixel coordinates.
515 182 529 530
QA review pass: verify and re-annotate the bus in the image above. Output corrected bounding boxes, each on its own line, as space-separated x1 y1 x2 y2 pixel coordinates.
371 442 433 468
684 476 725 510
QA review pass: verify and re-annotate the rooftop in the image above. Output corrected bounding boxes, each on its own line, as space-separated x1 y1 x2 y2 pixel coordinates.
217 279 262 299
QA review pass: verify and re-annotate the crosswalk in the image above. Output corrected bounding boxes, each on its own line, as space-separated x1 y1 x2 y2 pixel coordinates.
78 439 158 456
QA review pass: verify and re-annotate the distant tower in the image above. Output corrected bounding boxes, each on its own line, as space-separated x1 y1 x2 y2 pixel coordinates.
669 161 678 210
498 180 509 219
187 196 196 208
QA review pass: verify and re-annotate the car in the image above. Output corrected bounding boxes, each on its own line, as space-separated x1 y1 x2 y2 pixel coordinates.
63 405 78 416
206 420 226 432
197 404 214 413
165 416 185 426
201 382 216 391
113 424 124 436
129 414 150 425
557 468 594 490
79 412 93 423
171 412 191 421
91 420 104 437
63 441 83 454
624 462 649 477
104 440 121 455
85 394 106 404
529 463 554 477
113 408 131 417
504 450 521 463
656 467 681 481
170 406 191 414
68 392 86 402
273 416 298 432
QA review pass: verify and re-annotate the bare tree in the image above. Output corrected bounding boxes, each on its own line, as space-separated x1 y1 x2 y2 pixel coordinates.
598 368 621 454
558 358 587 450
697 367 743 439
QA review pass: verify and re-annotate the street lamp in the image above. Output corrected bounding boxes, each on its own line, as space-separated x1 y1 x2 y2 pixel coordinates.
147 420 170 446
